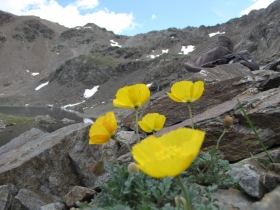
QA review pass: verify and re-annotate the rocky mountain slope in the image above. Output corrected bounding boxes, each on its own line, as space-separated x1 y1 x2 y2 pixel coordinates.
0 0 279 114
1 1 280 209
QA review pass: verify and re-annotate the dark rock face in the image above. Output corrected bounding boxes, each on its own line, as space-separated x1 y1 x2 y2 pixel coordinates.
12 20 55 42
253 186 280 210
0 11 14 26
49 55 116 86
0 124 89 197
1 0 280 108
146 70 280 162
123 63 253 128
234 0 280 65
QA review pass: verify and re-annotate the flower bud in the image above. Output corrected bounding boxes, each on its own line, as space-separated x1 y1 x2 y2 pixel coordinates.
223 115 233 129
127 162 139 174
175 196 186 207
90 161 104 176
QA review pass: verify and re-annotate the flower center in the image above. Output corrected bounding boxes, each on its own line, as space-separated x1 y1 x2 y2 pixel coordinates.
155 146 181 161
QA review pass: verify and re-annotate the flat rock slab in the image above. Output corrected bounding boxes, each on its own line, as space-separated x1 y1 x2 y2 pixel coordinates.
0 123 92 197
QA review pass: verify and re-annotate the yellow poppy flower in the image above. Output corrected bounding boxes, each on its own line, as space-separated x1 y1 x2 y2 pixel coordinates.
132 128 205 178
113 84 150 109
167 81 204 103
89 112 117 144
138 113 166 133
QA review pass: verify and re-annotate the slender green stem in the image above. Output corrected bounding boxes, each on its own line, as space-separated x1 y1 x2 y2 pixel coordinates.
135 107 140 142
237 99 275 163
176 175 191 210
112 136 132 152
187 103 194 129
216 128 227 150
100 149 120 166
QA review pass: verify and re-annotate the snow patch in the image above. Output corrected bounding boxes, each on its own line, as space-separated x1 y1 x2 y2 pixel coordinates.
35 81 49 91
209 31 225 37
147 49 169 59
110 40 122 48
199 70 208 76
63 101 85 109
84 85 99 98
178 45 195 55
147 55 155 59
83 118 93 124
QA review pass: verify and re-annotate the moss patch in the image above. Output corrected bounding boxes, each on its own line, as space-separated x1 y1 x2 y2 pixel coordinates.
0 113 35 125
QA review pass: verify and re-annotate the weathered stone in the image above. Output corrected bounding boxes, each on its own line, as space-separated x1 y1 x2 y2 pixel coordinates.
263 163 280 191
117 153 132 165
123 63 253 128
0 123 92 197
253 147 280 164
0 128 47 154
153 85 280 161
115 131 139 157
63 186 96 207
0 184 18 210
9 198 27 210
116 131 138 146
229 164 268 198
253 186 280 210
251 70 280 91
216 188 256 210
39 202 66 210
68 129 119 188
262 58 280 71
15 189 49 210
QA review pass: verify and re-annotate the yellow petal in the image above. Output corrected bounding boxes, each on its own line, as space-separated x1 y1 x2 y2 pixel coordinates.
132 136 163 165
102 112 117 134
135 155 194 178
138 121 153 133
141 113 157 130
171 81 192 101
167 81 205 103
132 128 205 178
192 81 204 100
166 92 183 102
138 113 166 133
127 84 150 108
154 114 166 131
89 123 110 144
113 86 134 108
89 134 111 144
88 112 118 145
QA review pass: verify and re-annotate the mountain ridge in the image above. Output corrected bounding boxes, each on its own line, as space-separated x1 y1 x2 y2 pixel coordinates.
0 0 279 113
